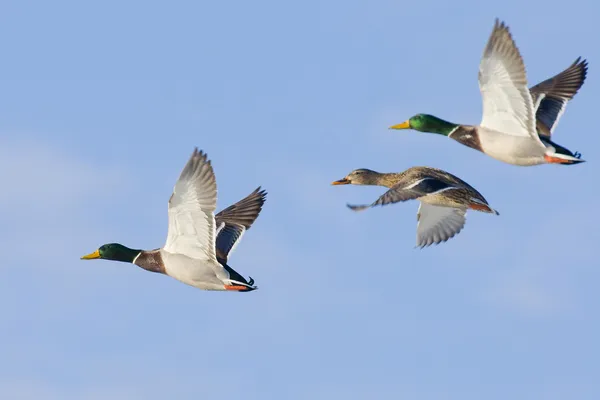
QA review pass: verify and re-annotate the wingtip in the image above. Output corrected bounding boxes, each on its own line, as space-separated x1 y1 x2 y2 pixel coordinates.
493 18 508 31
259 188 268 200
346 203 369 212
191 146 202 158
571 57 589 81
484 18 518 60
573 56 588 67
251 186 268 200
190 147 210 164
415 241 434 250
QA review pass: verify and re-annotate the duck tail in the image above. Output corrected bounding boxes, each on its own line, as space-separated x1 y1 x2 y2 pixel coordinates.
544 152 585 165
222 264 257 292
541 138 585 165
468 199 500 215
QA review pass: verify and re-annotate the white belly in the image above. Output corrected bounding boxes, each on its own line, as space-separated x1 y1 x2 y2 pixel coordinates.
160 250 227 290
478 128 547 166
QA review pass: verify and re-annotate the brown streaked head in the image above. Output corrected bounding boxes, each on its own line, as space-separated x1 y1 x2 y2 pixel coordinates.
331 168 382 186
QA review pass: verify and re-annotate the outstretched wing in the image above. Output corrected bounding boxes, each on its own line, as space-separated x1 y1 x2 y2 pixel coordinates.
214 187 267 262
416 203 466 248
529 57 588 137
163 148 218 261
478 19 541 145
347 178 457 212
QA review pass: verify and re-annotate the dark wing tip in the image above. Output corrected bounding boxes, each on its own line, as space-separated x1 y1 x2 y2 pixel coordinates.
178 147 213 183
492 18 511 35
347 203 370 212
248 187 268 213
192 147 207 160
573 56 588 69
255 186 268 202
247 186 268 204
485 18 521 64
569 57 588 83
188 147 212 171
578 58 588 80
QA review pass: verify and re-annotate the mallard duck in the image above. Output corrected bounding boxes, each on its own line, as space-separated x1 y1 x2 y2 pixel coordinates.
390 19 588 166
81 148 266 292
332 167 498 248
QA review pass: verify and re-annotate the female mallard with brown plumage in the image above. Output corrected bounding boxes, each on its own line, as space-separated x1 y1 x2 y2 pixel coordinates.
81 148 266 292
390 19 587 166
332 167 498 248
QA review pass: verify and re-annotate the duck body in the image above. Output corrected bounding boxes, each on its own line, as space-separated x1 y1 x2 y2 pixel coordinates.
139 249 231 291
82 149 266 292
109 245 256 291
332 166 498 248
449 124 549 166
391 20 588 167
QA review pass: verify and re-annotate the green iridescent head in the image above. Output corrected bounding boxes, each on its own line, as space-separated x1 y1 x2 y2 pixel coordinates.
389 114 458 136
80 243 142 263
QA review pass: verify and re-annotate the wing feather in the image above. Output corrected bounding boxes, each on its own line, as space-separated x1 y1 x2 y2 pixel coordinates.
530 57 588 137
416 203 466 248
163 148 218 261
478 19 541 145
214 187 267 262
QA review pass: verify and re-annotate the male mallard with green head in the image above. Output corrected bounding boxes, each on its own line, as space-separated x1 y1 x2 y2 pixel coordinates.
81 148 266 292
390 19 587 166
332 167 498 248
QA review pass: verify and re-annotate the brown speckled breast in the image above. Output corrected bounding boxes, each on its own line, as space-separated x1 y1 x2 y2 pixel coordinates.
134 250 166 274
449 126 483 152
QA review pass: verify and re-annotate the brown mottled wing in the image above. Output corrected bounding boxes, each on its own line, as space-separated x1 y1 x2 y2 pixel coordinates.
424 168 490 205
347 178 457 211
529 57 588 137
214 187 267 262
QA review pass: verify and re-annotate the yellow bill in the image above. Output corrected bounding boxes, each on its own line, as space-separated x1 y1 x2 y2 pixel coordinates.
389 120 411 130
81 249 101 260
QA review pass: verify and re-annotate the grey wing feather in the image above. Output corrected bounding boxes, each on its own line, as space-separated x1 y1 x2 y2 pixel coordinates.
214 187 267 262
530 57 588 137
163 148 218 261
416 203 466 248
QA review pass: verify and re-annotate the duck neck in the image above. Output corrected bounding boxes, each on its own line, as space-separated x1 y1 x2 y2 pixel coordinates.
376 173 403 188
133 250 166 274
422 116 459 136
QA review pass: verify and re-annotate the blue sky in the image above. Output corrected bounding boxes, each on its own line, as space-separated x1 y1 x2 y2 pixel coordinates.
1 0 599 398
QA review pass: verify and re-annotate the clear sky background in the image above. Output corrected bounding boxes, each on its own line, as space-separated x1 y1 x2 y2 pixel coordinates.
1 0 599 399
